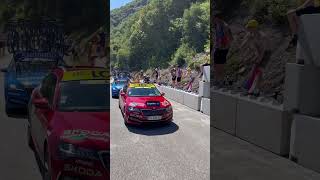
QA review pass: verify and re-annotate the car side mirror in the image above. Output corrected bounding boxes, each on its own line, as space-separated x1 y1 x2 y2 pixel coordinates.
161 92 165 96
120 91 126 97
1 68 7 73
33 98 49 109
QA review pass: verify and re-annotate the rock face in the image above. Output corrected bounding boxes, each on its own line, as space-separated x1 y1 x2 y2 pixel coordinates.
218 19 296 103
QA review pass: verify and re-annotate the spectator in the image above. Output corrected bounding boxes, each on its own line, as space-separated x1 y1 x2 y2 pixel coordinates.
0 32 6 56
88 35 100 66
213 11 233 87
287 0 320 48
243 58 268 96
199 58 210 79
98 28 106 58
138 70 144 82
240 19 272 64
152 68 160 83
240 19 272 96
170 67 177 87
176 66 183 87
186 67 199 92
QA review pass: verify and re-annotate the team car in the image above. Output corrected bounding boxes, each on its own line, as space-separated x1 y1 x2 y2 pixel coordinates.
2 19 65 116
111 79 128 98
119 83 173 125
28 67 109 180
2 52 63 116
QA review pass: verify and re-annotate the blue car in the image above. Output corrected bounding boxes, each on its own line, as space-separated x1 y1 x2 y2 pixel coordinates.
1 52 63 116
111 79 128 98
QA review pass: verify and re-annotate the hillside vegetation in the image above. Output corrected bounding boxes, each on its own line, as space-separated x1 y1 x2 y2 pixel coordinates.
0 0 108 36
111 0 210 71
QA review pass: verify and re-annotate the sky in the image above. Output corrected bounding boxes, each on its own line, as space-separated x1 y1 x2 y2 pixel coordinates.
111 0 133 10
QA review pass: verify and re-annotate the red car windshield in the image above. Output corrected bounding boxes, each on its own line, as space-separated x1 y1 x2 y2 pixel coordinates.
128 87 161 97
58 80 109 112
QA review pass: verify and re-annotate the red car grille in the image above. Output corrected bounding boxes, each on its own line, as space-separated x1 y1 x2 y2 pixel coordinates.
99 151 109 169
141 109 166 116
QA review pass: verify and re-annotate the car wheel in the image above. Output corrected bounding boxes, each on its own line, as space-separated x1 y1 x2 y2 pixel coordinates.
27 125 35 150
5 106 14 117
42 146 51 180
27 109 35 150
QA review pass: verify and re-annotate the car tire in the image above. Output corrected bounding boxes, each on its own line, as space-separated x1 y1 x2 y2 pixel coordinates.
124 118 129 126
5 106 14 117
42 146 51 180
27 126 35 150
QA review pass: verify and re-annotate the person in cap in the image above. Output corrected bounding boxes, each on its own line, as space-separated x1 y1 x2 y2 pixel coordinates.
240 19 272 96
240 19 271 65
213 11 233 86
287 0 320 48
170 67 177 88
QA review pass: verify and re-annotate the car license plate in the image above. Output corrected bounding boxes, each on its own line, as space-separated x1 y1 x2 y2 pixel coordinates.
147 116 162 120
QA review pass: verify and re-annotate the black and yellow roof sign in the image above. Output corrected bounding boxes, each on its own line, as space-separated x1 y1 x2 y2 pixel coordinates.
62 69 109 81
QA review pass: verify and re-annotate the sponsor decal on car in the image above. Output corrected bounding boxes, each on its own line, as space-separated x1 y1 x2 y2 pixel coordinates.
64 164 103 177
61 129 109 142
129 83 155 88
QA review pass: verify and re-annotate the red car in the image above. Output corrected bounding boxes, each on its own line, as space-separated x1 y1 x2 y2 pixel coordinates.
27 67 109 180
119 83 173 125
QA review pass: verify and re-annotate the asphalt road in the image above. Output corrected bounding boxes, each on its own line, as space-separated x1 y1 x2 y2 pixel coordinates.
212 128 320 180
0 54 42 180
110 95 210 180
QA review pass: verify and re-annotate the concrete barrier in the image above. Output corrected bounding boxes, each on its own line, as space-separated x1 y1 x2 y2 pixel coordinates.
290 114 320 173
161 86 173 99
183 92 201 111
157 85 210 115
201 98 210 115
299 14 320 66
283 64 320 116
156 84 164 92
284 63 304 111
299 65 320 117
174 89 185 104
212 88 239 135
199 81 210 98
236 96 291 155
202 65 210 82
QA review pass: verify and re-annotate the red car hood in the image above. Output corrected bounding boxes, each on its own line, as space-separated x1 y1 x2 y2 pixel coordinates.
126 96 169 108
50 111 110 150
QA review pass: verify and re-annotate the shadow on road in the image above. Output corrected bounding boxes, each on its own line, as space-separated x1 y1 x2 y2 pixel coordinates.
6 110 28 119
126 121 179 136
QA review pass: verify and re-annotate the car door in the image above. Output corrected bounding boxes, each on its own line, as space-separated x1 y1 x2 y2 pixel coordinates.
31 73 57 160
119 85 128 112
4 60 14 97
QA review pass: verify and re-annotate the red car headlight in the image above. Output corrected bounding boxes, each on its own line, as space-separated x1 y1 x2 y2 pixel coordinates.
166 106 172 112
127 106 141 112
161 100 170 106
